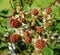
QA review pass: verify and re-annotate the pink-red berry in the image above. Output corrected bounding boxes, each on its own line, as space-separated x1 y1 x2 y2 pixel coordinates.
24 36 32 44
31 9 39 15
46 7 52 14
45 22 51 27
36 26 43 34
35 39 45 49
13 9 17 14
9 18 21 28
10 34 21 42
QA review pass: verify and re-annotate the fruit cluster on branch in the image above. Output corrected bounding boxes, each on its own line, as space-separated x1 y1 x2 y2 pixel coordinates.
8 0 60 55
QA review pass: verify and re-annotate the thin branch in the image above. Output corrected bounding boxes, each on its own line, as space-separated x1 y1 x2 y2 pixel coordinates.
0 15 12 18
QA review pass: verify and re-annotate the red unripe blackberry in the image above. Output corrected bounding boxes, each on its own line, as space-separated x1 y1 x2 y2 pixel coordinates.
9 18 22 28
45 22 51 27
36 26 43 34
20 17 26 23
35 39 45 49
45 7 52 14
31 9 39 15
13 9 17 14
24 36 32 44
10 34 21 42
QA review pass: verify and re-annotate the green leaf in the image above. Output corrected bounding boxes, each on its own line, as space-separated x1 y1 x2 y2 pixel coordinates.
20 0 30 11
0 43 7 49
55 23 60 34
0 36 3 39
0 0 10 11
0 0 13 16
36 19 43 26
0 17 8 25
0 26 6 34
31 0 55 9
51 5 60 20
11 0 18 8
41 47 54 55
